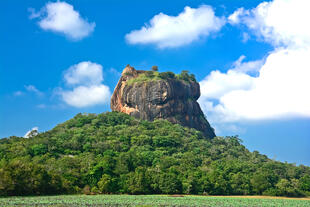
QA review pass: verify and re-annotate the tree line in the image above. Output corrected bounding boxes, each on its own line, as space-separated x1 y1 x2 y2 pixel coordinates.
0 112 309 196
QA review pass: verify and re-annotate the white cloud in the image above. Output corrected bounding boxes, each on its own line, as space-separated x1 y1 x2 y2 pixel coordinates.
199 55 263 103
200 48 310 123
228 0 310 48
25 85 44 96
61 85 111 108
200 0 310 124
228 7 248 25
30 1 95 40
64 61 103 86
125 5 225 48
231 55 264 73
200 66 255 100
24 127 39 138
60 61 111 107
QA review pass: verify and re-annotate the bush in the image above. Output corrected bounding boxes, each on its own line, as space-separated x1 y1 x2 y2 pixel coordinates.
151 66 158 71
145 71 154 78
177 70 196 82
158 72 175 79
82 185 91 195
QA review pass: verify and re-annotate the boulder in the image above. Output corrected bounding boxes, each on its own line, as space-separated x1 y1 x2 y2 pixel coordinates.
111 65 215 138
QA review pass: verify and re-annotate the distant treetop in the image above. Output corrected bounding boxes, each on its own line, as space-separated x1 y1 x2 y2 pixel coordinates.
151 66 158 71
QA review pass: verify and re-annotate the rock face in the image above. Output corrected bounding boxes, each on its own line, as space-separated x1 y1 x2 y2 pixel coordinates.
111 65 216 138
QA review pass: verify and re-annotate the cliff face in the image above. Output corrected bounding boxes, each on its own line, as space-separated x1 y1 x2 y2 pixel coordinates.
111 65 216 138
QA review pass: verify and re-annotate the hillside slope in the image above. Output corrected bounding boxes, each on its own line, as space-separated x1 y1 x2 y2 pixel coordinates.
0 112 309 196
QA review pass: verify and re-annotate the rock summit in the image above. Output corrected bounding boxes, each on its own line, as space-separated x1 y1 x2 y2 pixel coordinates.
111 65 215 138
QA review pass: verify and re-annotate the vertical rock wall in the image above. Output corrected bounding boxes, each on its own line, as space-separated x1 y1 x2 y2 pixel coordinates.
111 65 216 138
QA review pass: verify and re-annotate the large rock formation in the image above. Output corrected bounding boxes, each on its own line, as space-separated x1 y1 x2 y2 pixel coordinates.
111 65 216 138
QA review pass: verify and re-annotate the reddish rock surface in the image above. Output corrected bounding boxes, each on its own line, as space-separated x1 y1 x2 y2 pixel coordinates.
111 65 216 138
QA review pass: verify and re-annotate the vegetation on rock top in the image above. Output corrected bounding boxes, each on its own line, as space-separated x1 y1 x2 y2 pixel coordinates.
0 112 309 197
126 70 197 86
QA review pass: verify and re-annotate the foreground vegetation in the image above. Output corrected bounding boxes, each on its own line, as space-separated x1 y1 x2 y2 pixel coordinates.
1 195 310 207
0 112 309 196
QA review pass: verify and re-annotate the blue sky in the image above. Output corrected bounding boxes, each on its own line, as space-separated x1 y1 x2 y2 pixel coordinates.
1 0 309 165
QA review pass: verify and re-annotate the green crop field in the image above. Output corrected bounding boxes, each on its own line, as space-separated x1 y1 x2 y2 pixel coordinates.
1 195 310 207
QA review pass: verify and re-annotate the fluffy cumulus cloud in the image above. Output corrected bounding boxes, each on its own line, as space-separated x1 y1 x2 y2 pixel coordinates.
60 62 111 107
228 8 248 25
30 1 95 40
61 85 110 108
125 5 225 48
64 61 103 86
200 0 310 125
228 0 310 47
200 62 256 101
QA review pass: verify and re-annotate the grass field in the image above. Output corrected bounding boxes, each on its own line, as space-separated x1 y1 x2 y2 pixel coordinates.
1 195 310 207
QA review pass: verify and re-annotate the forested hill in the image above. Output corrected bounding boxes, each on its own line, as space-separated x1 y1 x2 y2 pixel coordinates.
0 112 309 197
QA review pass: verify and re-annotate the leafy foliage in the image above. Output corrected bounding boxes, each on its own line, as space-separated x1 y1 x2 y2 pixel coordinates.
176 70 196 82
151 65 158 71
158 71 175 79
126 70 196 85
0 112 309 196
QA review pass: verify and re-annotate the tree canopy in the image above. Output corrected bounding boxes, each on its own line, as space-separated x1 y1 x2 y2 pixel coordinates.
0 112 309 197
126 70 196 85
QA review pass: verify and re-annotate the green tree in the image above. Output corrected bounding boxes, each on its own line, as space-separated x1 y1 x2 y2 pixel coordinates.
128 167 150 194
158 170 182 194
158 72 175 79
251 173 271 195
97 174 115 193
299 175 310 192
276 178 302 197
151 66 158 71
30 144 48 156
0 111 309 197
